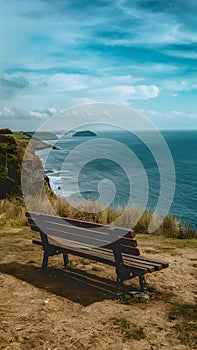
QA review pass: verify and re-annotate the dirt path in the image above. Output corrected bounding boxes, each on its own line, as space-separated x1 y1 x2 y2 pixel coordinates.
0 227 196 350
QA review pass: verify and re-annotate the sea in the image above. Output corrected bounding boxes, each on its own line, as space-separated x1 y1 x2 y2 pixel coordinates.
36 129 197 229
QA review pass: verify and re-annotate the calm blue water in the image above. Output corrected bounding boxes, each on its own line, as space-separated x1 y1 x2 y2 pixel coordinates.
36 130 197 228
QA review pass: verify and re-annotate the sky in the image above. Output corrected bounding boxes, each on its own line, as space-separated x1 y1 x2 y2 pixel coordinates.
0 0 197 130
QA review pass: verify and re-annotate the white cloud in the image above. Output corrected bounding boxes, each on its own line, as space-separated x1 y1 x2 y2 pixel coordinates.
115 1 196 45
47 107 58 114
128 63 182 74
100 24 185 46
29 111 50 120
170 110 197 119
139 108 197 129
163 50 197 60
1 71 159 110
0 106 58 120
1 0 196 131
95 84 159 101
162 79 197 92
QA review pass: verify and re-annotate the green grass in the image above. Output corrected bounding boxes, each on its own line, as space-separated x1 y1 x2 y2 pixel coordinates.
120 294 135 304
10 132 30 140
0 219 6 227
144 249 158 254
92 265 102 271
137 234 197 250
169 303 197 348
67 260 75 269
156 246 175 251
112 317 145 341
120 293 149 305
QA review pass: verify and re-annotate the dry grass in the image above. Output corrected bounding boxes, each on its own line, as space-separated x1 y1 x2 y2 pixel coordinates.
0 197 26 227
1 191 196 239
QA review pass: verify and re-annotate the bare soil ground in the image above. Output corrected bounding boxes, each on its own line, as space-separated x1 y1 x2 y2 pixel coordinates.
0 225 196 350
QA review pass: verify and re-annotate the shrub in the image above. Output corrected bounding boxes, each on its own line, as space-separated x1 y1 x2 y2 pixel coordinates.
0 128 13 134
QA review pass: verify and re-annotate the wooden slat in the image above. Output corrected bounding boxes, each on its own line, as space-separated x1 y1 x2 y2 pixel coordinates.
130 255 169 268
140 255 169 268
30 221 139 253
118 245 140 256
34 220 126 245
47 236 163 272
122 254 163 270
46 238 150 272
28 218 110 237
85 247 154 272
28 216 139 253
28 212 168 274
32 237 160 273
32 238 149 273
26 211 135 238
49 243 147 274
115 237 138 247
48 232 140 255
40 225 121 247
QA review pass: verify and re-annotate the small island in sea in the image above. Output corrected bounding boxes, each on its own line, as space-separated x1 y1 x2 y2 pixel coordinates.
72 130 97 137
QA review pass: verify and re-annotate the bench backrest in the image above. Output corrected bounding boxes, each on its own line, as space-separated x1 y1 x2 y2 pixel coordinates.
26 212 140 256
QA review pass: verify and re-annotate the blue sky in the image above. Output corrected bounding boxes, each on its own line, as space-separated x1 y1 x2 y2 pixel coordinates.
0 0 197 130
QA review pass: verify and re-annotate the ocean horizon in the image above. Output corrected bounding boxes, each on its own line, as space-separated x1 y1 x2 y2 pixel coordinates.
35 129 197 229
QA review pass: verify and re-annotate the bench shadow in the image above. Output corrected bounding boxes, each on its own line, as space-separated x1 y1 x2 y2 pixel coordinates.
0 262 122 306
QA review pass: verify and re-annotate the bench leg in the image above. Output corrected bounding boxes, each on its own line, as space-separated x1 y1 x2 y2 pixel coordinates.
115 277 124 299
139 275 147 292
63 253 69 268
41 251 49 271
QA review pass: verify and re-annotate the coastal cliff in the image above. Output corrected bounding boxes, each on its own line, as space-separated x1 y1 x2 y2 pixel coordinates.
0 130 44 198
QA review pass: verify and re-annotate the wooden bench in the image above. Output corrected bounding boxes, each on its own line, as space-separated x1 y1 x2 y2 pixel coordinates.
26 211 169 298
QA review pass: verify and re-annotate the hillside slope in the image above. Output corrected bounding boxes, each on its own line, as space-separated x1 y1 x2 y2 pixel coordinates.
0 131 44 199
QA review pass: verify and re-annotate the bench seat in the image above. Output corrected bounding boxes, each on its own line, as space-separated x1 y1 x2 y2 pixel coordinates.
27 211 169 297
